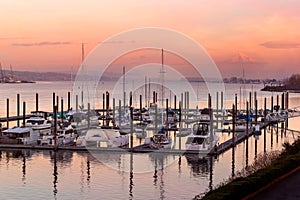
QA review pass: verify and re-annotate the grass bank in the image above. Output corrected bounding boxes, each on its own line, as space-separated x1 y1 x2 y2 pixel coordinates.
197 138 300 200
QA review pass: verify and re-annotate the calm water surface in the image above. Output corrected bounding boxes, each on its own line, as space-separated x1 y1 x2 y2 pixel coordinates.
0 81 299 199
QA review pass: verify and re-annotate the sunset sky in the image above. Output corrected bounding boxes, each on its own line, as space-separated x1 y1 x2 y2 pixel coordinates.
0 0 300 79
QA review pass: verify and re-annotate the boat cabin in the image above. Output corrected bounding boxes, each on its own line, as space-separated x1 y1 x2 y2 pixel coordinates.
192 123 209 136
0 127 39 144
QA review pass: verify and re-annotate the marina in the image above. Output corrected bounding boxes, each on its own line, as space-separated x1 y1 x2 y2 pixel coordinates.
0 81 299 199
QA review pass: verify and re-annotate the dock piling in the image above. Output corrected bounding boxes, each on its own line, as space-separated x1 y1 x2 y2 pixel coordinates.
6 98 9 128
61 98 63 124
17 94 20 127
232 104 235 145
22 102 26 127
76 95 78 113
36 93 39 112
67 92 70 111
87 103 90 129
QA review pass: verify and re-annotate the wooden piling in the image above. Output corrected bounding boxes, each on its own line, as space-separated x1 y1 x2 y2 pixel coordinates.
81 90 84 109
208 94 211 108
75 95 78 113
153 91 155 103
22 102 26 127
184 92 187 110
281 93 285 110
54 105 58 148
17 94 20 127
67 92 71 110
246 101 249 136
181 93 183 108
129 92 132 107
264 97 267 152
234 94 237 114
179 101 182 150
56 96 59 110
139 95 142 112
286 92 289 110
174 95 177 111
53 92 56 108
87 103 90 129
61 98 64 124
232 104 235 145
154 103 158 134
216 92 219 129
271 96 274 113
118 100 121 128
36 93 39 112
249 92 252 110
166 99 169 128
130 106 133 150
221 91 224 112
264 97 267 126
6 98 9 128
102 93 105 125
246 101 249 167
112 98 115 126
286 92 289 128
106 91 110 126
255 99 258 124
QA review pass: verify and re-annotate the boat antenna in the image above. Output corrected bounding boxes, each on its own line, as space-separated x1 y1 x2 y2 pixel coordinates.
123 66 126 108
81 43 85 110
160 48 165 106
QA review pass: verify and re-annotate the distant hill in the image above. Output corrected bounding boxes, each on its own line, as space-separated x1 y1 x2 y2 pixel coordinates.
2 70 71 82
3 70 118 82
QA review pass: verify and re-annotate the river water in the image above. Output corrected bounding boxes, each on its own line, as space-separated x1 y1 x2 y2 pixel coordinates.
0 81 299 199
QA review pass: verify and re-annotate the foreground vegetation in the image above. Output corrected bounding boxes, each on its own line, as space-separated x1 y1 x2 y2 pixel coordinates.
196 138 300 200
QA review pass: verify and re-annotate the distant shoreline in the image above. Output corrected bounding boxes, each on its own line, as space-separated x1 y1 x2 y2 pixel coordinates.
261 85 300 93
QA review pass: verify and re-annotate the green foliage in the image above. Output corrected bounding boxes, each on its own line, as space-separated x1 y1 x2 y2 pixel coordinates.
199 138 300 200
285 74 300 87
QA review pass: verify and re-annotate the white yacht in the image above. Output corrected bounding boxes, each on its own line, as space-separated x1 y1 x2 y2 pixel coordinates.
1 127 39 145
25 116 52 135
185 122 219 154
77 128 129 148
145 127 172 149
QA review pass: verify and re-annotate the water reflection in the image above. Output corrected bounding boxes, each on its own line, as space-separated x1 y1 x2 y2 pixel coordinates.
245 137 249 168
0 149 32 184
232 146 235 177
150 153 166 200
209 156 213 191
22 155 26 183
52 151 58 197
185 154 210 176
0 119 298 199
129 152 133 200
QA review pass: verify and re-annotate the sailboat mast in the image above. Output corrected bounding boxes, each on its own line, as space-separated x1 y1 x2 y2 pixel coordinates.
161 48 165 106
123 66 126 108
81 43 85 109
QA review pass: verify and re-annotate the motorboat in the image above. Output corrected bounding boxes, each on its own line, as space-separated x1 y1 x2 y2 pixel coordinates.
25 116 52 135
77 128 129 148
185 122 219 154
1 127 39 145
145 127 172 149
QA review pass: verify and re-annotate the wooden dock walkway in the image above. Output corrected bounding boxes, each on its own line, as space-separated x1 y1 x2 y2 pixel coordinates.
212 122 271 156
0 115 34 123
